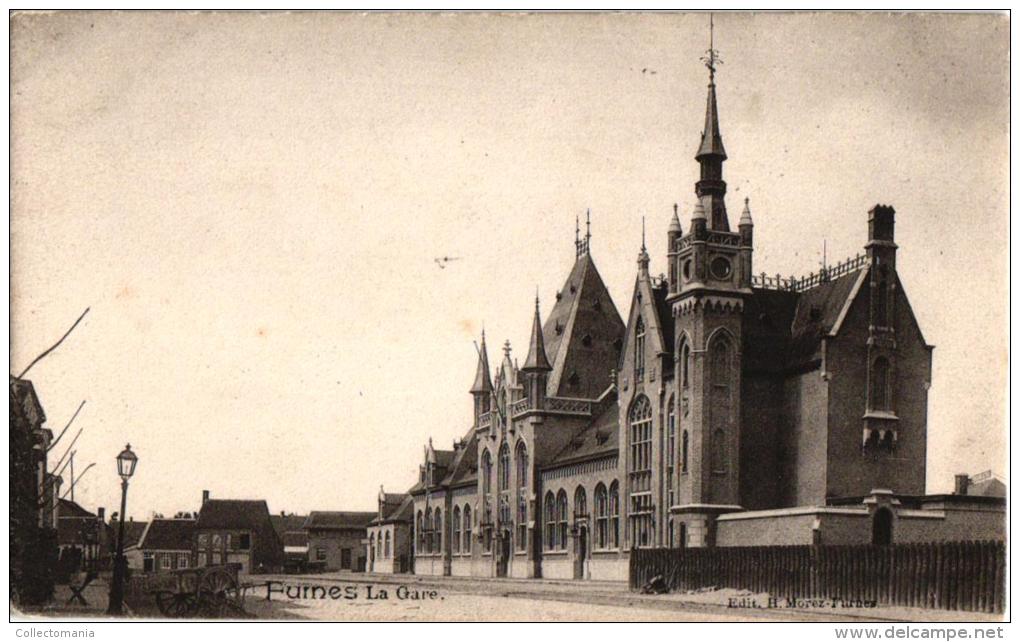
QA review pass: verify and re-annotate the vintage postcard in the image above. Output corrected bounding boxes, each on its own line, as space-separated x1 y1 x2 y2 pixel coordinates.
8 10 1009 629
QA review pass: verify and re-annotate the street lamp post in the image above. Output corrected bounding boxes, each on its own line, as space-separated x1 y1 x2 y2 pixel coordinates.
106 444 137 616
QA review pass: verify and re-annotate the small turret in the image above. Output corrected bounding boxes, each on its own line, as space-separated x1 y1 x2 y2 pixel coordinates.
522 295 552 408
668 203 683 246
738 197 754 287
470 330 493 422
691 199 708 238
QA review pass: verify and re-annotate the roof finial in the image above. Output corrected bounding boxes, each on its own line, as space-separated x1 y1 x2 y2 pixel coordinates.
700 13 721 84
535 285 540 307
641 216 647 251
586 208 592 247
575 214 580 256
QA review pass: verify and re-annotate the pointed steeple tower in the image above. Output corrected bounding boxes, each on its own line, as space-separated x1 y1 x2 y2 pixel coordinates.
522 295 552 372
522 294 552 408
695 14 730 232
470 330 493 425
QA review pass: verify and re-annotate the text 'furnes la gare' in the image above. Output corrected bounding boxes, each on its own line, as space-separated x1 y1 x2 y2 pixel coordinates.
265 582 441 602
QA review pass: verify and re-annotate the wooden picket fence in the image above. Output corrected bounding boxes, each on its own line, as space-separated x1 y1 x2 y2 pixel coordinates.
629 540 1005 613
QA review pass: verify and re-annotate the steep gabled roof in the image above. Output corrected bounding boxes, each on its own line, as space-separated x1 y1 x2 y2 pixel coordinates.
196 499 273 530
270 513 308 537
58 498 95 519
542 253 626 398
140 518 195 551
304 511 376 530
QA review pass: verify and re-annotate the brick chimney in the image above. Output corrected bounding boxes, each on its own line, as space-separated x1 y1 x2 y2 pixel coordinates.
202 489 210 505
97 507 105 521
954 474 970 495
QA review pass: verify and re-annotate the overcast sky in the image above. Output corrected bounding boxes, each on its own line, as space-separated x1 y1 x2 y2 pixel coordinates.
11 12 1009 518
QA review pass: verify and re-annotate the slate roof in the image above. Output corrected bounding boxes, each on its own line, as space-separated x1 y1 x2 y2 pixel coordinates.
270 513 308 538
440 427 479 488
372 493 414 525
547 397 620 468
58 498 95 519
542 253 626 399
140 518 195 551
196 499 273 530
303 511 376 530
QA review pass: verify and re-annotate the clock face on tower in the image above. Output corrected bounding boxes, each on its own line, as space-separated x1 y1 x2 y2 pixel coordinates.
711 256 732 280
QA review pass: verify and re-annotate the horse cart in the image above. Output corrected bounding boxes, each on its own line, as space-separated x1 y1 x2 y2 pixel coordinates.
147 564 252 618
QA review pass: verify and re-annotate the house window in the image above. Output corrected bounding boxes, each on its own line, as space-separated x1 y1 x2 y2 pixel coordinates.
682 430 689 473
316 547 326 561
143 552 155 573
434 508 442 553
871 357 891 411
238 533 251 550
225 534 233 550
516 495 527 551
609 481 620 549
680 342 690 388
177 553 190 569
710 336 732 475
498 442 510 492
384 531 391 558
197 533 208 549
634 317 646 381
160 552 173 570
424 507 433 554
482 450 493 495
464 505 472 554
452 507 461 554
628 395 653 547
666 396 676 508
594 483 608 550
544 491 556 551
340 548 351 569
556 490 568 550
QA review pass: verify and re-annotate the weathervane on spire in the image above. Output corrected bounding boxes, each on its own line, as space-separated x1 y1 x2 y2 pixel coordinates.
700 13 722 83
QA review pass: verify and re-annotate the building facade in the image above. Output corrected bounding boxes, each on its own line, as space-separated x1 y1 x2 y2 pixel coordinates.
366 488 413 574
304 511 375 572
194 492 283 574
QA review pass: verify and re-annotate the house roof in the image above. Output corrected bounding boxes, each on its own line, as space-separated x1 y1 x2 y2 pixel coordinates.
270 513 308 537
58 498 96 519
303 511 376 530
140 518 195 551
116 521 148 549
547 396 620 468
196 499 273 530
282 531 309 547
542 253 626 398
57 517 102 546
372 493 414 525
10 376 46 428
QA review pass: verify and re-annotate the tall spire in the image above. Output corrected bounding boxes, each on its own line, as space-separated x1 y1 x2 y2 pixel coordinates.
695 13 730 231
522 295 552 372
470 329 493 393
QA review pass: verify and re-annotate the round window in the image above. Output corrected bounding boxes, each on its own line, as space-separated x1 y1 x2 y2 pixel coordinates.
711 257 732 280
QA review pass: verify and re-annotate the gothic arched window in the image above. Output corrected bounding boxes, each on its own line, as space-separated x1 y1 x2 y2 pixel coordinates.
416 510 423 552
515 441 528 490
574 486 587 520
710 335 732 475
463 505 472 554
680 340 691 389
666 396 676 508
594 483 608 550
516 495 528 551
628 395 653 547
681 430 689 473
609 481 620 549
634 316 646 381
482 450 492 495
452 506 461 554
424 507 433 554
871 357 891 411
498 442 510 492
434 508 442 554
384 530 391 558
556 490 569 550
544 491 556 551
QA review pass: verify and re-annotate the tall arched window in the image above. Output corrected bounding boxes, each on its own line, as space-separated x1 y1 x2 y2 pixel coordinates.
370 533 375 560
594 483 608 550
463 505 472 554
634 316 646 381
574 486 587 519
556 490 569 550
482 450 492 494
871 357 891 411
515 441 528 490
710 336 732 476
377 531 382 558
609 481 620 549
452 506 461 554
666 396 676 509
424 507 433 554
544 491 556 551
516 495 528 551
628 395 653 547
681 430 689 473
385 531 391 558
680 341 691 388
679 522 687 549
416 510 423 552
876 277 889 327
498 442 510 492
434 508 442 554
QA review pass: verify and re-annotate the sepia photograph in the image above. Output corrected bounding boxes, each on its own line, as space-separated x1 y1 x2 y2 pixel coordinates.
8 9 1010 629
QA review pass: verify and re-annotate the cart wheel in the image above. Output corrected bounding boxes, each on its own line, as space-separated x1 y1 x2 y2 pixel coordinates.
154 591 199 618
197 568 240 618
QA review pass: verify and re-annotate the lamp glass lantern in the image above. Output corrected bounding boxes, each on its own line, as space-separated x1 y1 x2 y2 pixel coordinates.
116 444 138 480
